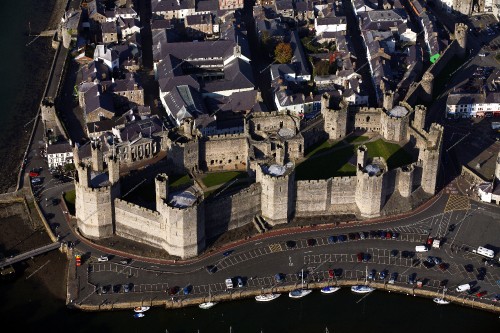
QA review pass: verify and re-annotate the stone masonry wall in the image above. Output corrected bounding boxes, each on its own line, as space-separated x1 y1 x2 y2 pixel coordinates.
200 135 248 171
205 183 261 239
114 198 165 249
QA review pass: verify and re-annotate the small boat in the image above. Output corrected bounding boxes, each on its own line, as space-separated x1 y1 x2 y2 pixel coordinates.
433 297 450 305
351 266 375 294
289 269 312 299
321 286 341 294
255 293 281 302
289 289 313 298
199 301 217 309
134 306 150 313
133 313 145 318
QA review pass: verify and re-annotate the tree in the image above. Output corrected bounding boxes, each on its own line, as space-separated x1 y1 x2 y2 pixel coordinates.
274 42 293 64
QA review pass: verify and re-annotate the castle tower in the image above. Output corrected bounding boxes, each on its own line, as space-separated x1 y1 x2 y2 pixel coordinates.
380 106 409 143
421 72 434 103
420 124 443 194
357 145 367 169
383 90 394 111
321 94 348 139
108 155 120 184
183 118 193 139
413 105 427 132
454 23 468 58
355 157 387 218
257 163 295 225
397 165 414 197
495 151 500 182
155 173 169 210
91 141 103 172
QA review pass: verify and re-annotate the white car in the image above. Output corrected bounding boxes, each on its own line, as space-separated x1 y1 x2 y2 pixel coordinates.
98 255 109 262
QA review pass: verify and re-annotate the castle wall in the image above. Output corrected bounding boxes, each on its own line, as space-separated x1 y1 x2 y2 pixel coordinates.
301 117 327 150
352 107 382 132
205 183 261 239
166 139 200 174
114 199 164 249
249 112 300 133
200 135 248 171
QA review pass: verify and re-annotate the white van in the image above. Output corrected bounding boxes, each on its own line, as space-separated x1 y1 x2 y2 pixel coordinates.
456 283 471 292
225 278 233 289
473 246 494 259
415 245 429 252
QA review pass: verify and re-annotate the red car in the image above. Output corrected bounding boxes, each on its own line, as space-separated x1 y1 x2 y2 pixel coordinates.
427 237 434 246
75 255 81 267
357 252 363 262
476 291 487 298
386 231 392 239
328 269 334 278
29 171 39 177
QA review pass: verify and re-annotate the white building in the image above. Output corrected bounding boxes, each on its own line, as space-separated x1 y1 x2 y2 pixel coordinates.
446 92 500 118
94 45 119 70
314 16 347 35
46 142 74 169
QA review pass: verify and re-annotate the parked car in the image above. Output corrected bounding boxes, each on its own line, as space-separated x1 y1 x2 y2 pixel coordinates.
368 269 376 280
492 294 500 302
389 272 398 284
113 284 121 293
401 250 410 258
223 250 234 257
386 231 392 239
476 290 487 298
31 177 42 185
183 285 192 295
423 261 434 268
448 224 456 232
169 286 180 295
392 232 399 239
338 235 347 242
348 233 356 240
369 230 377 238
307 238 316 246
390 249 398 257
327 236 337 244
363 252 370 262
237 277 244 288
119 258 131 265
464 264 474 272
123 284 131 293
379 270 387 280
433 257 442 265
426 237 434 246
75 255 81 267
407 273 416 284
438 263 448 271
97 255 109 262
275 273 285 283
328 269 335 279
29 171 39 177
206 265 217 274
286 240 297 249
426 256 435 263
51 198 59 205
358 232 365 240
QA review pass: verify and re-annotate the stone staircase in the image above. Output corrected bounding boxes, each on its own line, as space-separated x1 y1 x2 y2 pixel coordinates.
253 215 270 233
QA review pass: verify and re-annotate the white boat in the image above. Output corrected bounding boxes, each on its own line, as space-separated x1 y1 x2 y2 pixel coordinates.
199 301 217 309
321 286 341 294
134 306 150 313
255 293 281 302
133 313 145 318
289 269 312 299
433 297 450 305
289 289 313 298
351 266 375 294
433 288 449 305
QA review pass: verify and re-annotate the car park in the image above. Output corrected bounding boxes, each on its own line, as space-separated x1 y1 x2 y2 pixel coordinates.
307 238 316 246
97 255 109 262
286 240 297 248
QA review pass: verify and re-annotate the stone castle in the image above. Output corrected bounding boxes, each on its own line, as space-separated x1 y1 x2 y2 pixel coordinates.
74 95 443 258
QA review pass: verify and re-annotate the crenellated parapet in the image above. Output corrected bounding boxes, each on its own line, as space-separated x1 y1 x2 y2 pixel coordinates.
321 94 348 139
397 164 415 197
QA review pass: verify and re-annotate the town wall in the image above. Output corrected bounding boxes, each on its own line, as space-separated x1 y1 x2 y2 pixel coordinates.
114 199 164 249
205 183 261 239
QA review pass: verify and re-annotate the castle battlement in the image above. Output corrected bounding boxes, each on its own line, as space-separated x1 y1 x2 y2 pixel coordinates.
115 198 161 218
77 184 113 194
357 107 383 113
251 110 299 119
206 133 248 140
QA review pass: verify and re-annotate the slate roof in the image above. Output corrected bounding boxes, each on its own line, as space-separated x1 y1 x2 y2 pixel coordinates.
163 84 207 123
186 13 212 25
446 92 500 105
151 19 173 30
118 116 164 142
81 60 110 82
47 142 73 155
202 58 255 94
152 0 196 12
196 0 219 12
290 30 311 77
101 22 117 34
83 84 114 115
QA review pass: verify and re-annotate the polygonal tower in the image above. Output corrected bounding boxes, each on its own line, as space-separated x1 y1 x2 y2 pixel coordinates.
355 153 387 218
75 153 121 239
156 174 205 259
412 105 427 132
454 23 468 59
397 164 415 197
419 124 443 194
321 94 348 139
421 72 434 103
257 163 295 225
383 90 394 111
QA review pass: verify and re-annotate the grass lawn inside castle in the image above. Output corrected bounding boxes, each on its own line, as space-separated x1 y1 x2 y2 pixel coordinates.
296 135 414 180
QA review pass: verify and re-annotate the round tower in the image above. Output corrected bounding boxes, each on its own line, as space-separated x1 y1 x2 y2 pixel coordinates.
421 72 434 103
454 23 468 59
257 164 295 226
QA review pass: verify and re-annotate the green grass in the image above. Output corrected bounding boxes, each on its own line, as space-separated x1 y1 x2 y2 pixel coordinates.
201 171 247 188
169 174 192 189
345 135 369 144
296 139 414 180
305 139 335 158
64 190 76 215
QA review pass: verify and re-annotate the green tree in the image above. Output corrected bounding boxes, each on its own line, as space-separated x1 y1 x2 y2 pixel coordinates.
274 42 293 64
